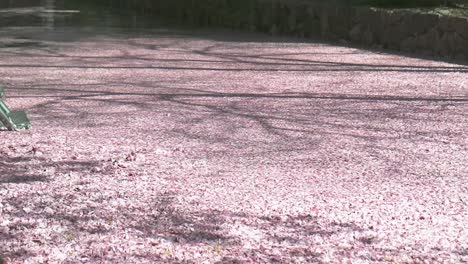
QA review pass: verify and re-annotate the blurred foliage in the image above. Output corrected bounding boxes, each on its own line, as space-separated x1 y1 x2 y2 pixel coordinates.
336 0 468 18
336 0 468 7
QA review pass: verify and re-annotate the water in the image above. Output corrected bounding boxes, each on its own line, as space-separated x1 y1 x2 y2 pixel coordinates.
0 0 162 29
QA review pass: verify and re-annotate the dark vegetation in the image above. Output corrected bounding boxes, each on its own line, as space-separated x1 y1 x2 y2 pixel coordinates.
66 0 468 21
335 0 467 7
67 0 468 9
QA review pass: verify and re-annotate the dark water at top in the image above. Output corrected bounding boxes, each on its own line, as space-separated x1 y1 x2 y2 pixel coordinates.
0 0 161 29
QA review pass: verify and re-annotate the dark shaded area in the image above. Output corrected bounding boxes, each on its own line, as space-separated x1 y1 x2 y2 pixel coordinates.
0 142 101 183
131 192 360 263
0 154 47 184
138 192 231 244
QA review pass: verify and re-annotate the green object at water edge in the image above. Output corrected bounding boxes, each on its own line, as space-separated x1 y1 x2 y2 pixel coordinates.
0 86 31 131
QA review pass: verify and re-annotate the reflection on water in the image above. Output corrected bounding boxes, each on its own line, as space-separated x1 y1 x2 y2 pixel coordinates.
0 0 161 29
